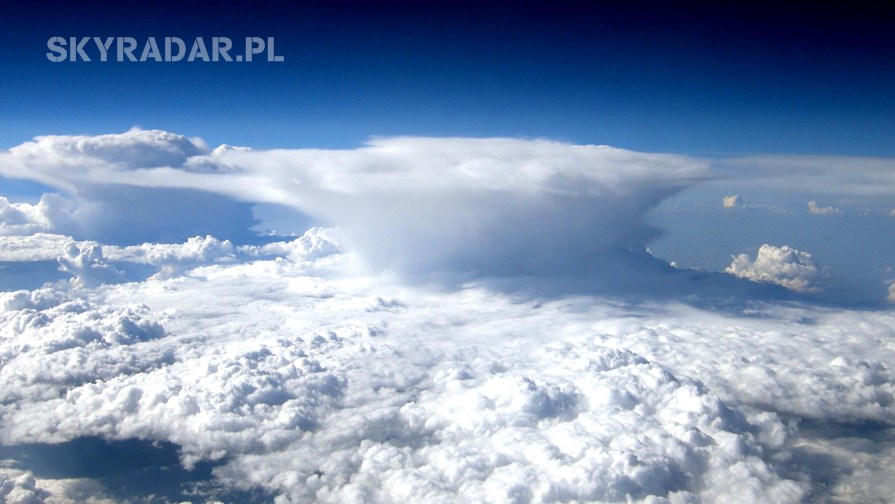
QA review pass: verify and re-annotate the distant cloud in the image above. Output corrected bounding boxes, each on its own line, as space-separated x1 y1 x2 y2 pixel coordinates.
2 248 894 502
888 280 895 303
8 127 207 169
726 244 823 292
0 193 78 236
808 200 842 215
722 195 742 208
0 130 709 280
0 233 73 261
5 130 895 503
715 155 895 196
57 241 125 288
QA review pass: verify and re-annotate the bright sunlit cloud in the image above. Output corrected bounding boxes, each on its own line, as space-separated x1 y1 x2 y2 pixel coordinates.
2 129 895 503
1 129 709 280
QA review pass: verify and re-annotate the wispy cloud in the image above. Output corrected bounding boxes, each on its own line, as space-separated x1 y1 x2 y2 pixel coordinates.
714 155 895 196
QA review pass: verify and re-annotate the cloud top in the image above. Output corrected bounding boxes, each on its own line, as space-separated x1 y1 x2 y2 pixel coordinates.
10 128 207 169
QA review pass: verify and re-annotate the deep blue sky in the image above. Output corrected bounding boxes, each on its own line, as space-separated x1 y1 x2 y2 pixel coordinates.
1 1 894 155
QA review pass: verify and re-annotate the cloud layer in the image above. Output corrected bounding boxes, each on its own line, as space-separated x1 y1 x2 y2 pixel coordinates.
0 240 893 503
2 129 894 501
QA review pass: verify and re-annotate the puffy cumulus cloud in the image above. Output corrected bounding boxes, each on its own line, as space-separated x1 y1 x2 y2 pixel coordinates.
0 290 166 406
0 194 78 236
722 194 742 208
2 130 708 277
0 468 117 504
1 249 894 502
726 244 823 293
887 280 895 303
0 469 50 504
103 235 236 279
244 227 343 263
808 200 842 215
99 228 343 280
56 242 125 288
0 229 343 292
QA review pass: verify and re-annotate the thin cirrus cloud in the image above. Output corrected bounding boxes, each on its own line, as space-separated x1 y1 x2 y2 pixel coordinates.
714 155 895 196
0 128 709 280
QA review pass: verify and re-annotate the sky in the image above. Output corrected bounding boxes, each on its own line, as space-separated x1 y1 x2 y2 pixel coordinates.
1 2 895 503
1 2 894 154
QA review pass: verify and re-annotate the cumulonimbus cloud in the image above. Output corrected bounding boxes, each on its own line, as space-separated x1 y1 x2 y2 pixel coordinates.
0 129 709 279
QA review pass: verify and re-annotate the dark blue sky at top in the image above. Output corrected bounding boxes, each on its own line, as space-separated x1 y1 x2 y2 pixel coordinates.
0 1 893 155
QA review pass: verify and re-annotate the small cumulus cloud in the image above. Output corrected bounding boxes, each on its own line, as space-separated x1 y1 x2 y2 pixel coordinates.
57 241 125 288
722 194 742 208
808 200 842 215
726 244 823 293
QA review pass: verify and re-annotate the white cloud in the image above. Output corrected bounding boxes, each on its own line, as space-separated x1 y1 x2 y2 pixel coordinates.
726 244 823 292
0 469 50 504
1 248 894 502
103 235 236 279
5 129 895 502
0 468 117 504
887 280 895 303
56 241 125 288
722 194 742 208
808 200 842 215
8 127 207 170
1 130 708 278
243 227 342 263
0 194 78 236
715 155 895 196
0 233 73 261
